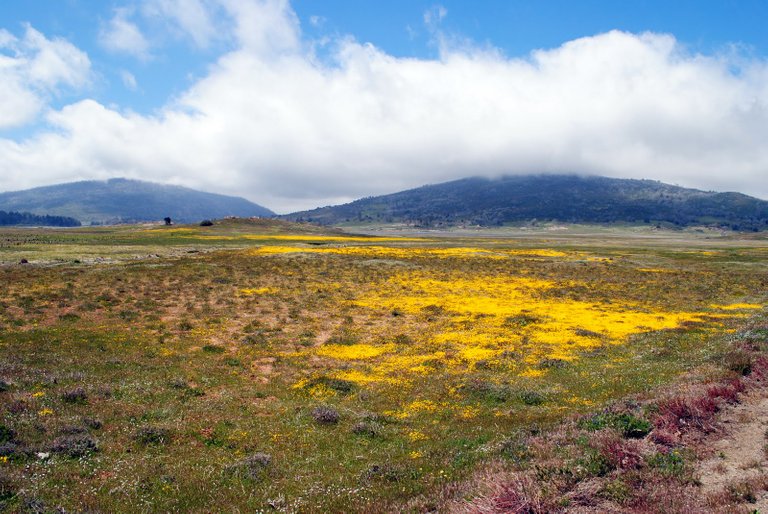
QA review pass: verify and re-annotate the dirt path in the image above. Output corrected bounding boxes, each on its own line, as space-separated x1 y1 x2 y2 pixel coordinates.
697 390 768 511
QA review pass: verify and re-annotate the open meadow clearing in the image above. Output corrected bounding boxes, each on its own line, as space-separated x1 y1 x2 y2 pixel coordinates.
1 219 767 512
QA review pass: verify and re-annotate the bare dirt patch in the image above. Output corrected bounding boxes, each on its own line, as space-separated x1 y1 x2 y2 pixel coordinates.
698 391 768 511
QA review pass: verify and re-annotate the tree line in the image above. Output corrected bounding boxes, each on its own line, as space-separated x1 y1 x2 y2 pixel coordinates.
0 210 81 227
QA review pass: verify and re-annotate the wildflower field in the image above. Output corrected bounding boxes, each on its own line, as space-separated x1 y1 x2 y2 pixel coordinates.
0 219 766 512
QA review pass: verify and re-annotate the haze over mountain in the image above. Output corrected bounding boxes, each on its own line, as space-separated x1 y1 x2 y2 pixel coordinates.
0 179 274 225
284 175 768 231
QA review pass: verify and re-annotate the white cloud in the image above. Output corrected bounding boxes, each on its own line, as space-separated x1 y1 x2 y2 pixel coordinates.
142 0 218 48
2 0 768 213
100 8 151 59
0 25 90 129
218 0 300 56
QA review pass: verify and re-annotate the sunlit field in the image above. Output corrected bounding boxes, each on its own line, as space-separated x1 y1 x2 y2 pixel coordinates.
1 219 766 512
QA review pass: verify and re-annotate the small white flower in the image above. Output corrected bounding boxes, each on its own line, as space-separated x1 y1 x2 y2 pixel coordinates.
36 452 50 460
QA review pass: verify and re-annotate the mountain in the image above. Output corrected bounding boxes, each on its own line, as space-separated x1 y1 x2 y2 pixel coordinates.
284 175 768 231
0 178 274 225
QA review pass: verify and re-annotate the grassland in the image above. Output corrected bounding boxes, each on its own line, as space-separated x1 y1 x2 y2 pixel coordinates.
0 219 766 512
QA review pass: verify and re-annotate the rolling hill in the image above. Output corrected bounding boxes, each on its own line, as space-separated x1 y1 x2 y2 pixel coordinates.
0 178 274 225
284 175 768 230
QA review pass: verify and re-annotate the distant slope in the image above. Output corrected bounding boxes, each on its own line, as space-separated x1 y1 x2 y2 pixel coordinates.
0 178 274 225
284 175 768 230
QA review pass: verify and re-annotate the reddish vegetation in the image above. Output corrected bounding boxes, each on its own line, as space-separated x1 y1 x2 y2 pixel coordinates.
653 394 720 433
492 477 546 513
595 434 644 471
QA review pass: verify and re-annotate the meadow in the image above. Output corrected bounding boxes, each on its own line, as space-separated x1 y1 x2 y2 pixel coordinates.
0 219 766 512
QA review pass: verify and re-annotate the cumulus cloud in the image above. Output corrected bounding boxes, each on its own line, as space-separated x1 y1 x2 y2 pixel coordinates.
2 0 768 212
0 25 90 129
100 8 151 58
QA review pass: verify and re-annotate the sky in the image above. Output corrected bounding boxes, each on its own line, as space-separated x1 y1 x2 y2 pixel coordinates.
1 1 768 213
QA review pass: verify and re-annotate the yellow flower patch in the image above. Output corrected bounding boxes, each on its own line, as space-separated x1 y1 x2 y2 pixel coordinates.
251 245 573 260
710 303 763 311
316 343 394 360
239 287 277 295
344 271 731 382
407 430 428 441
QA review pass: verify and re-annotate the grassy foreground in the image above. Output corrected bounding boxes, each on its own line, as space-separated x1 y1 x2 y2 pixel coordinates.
0 219 766 512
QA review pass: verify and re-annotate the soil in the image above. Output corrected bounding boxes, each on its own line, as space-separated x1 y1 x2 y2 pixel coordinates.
697 389 768 511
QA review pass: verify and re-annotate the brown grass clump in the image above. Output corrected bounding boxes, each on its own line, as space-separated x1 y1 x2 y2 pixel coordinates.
490 475 550 513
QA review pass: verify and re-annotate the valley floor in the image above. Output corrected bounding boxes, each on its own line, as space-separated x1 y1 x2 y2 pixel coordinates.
0 220 766 512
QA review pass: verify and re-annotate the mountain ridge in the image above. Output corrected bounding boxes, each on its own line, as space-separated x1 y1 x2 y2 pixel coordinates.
0 178 274 225
283 174 768 231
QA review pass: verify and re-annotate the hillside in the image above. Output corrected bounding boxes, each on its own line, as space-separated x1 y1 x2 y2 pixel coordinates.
0 178 274 225
284 175 768 230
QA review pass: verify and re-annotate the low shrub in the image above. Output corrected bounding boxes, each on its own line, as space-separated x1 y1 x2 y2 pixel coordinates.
134 426 171 445
0 442 24 460
61 387 88 404
462 379 514 403
538 358 570 370
51 434 98 458
575 448 614 478
580 412 653 439
499 432 531 464
305 376 355 395
361 463 418 483
724 349 753 376
60 425 88 435
311 405 340 424
351 421 382 437
0 425 15 444
646 450 686 478
706 378 745 404
82 417 103 430
227 452 272 481
598 478 632 505
649 429 679 448
597 435 644 470
519 390 547 406
0 470 15 501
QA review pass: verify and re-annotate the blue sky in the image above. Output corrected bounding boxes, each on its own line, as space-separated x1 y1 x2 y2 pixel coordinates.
1 1 768 211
